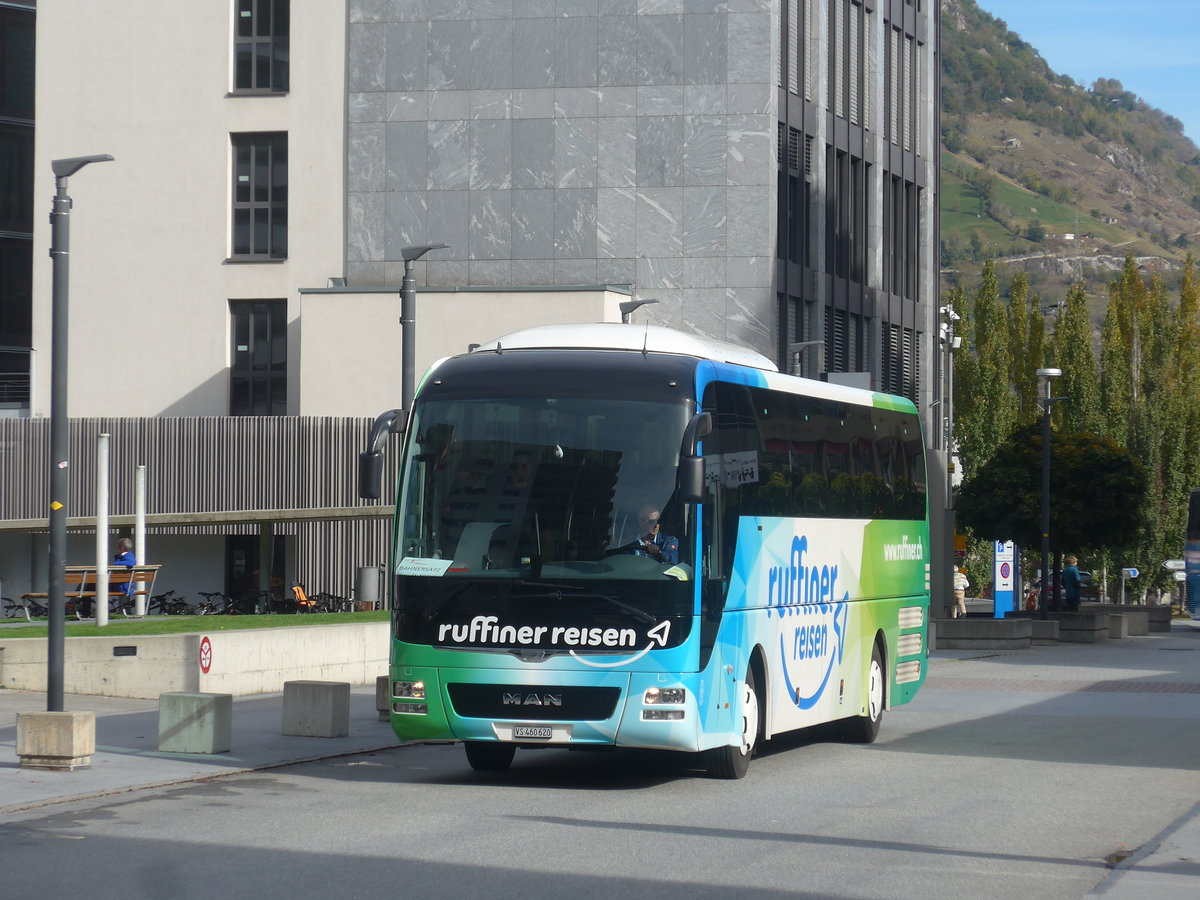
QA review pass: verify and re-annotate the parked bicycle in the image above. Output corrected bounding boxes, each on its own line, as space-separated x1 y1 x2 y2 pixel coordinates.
194 591 231 615
5 595 47 619
149 590 194 615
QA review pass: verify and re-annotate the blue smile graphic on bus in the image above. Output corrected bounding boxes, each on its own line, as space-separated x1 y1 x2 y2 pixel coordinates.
764 534 849 710
778 602 848 709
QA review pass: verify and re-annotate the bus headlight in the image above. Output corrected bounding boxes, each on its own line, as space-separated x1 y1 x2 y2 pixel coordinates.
393 680 425 699
644 687 686 705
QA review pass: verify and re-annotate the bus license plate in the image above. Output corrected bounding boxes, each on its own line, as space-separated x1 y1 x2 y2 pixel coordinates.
513 725 552 740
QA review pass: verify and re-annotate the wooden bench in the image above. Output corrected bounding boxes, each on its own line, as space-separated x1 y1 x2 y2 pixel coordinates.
18 564 162 620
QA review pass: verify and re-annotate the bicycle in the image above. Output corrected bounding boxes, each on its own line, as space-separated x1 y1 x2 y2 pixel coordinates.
5 596 47 620
195 591 231 615
149 589 195 615
311 591 352 613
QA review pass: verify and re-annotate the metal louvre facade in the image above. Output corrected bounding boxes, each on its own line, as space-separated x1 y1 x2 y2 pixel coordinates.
0 417 397 598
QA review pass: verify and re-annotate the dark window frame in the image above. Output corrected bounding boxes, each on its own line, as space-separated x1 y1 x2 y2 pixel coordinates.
229 299 287 416
234 0 289 94
230 132 287 260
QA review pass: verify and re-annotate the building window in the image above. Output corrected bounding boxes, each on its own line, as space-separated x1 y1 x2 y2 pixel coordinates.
230 300 287 415
231 132 287 259
234 0 289 93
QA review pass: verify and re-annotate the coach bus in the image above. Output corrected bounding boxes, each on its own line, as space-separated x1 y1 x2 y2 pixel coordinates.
361 324 930 778
1186 488 1200 619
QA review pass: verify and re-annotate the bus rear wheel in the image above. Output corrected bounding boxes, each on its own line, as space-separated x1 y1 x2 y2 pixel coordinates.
704 667 759 779
464 740 516 772
841 642 884 744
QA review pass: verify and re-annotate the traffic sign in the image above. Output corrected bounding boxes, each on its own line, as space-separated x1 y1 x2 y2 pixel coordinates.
1175 571 1187 582
1122 567 1139 579
1163 559 1185 571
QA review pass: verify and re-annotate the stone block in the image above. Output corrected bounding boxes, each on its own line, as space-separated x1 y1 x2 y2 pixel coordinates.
932 617 1032 650
376 674 390 721
1084 604 1165 632
282 680 350 737
158 692 232 753
1055 611 1108 643
1031 620 1059 645
16 711 96 770
1108 614 1129 639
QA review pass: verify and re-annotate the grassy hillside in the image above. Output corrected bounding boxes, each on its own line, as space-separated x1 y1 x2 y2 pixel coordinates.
940 0 1200 299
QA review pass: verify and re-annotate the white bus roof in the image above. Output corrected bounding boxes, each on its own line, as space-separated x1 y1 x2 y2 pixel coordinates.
473 323 778 372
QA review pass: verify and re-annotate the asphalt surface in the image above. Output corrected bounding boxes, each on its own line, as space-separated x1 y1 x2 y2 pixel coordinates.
2 618 1198 899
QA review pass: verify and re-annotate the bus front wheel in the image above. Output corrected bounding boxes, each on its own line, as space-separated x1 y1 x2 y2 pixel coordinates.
464 740 516 772
704 667 759 779
840 642 884 744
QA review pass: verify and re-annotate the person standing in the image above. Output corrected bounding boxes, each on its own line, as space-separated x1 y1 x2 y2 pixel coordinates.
952 567 969 618
1062 554 1082 613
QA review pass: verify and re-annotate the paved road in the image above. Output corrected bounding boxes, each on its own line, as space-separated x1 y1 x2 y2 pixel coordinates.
1 623 1198 899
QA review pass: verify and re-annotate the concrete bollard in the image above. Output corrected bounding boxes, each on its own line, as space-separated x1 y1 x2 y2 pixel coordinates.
282 680 350 737
158 692 233 753
376 674 390 721
1108 614 1129 640
16 710 96 770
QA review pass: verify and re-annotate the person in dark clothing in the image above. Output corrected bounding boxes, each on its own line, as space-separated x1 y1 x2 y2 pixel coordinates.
624 507 679 564
1061 554 1082 613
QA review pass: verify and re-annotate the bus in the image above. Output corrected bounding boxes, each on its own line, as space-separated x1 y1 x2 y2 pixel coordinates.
360 324 930 778
1186 489 1200 619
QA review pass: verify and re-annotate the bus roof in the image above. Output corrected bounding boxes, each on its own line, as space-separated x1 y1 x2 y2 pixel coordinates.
473 323 778 372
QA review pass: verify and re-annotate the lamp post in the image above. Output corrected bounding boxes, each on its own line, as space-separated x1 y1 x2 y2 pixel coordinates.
46 154 113 712
787 340 824 376
1036 367 1062 621
939 306 962 501
619 297 658 323
399 244 448 412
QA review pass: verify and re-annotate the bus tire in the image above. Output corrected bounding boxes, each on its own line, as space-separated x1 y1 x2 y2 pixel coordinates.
704 667 759 779
841 641 885 744
464 741 516 772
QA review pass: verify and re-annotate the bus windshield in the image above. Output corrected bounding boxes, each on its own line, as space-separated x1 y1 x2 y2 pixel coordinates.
396 391 694 584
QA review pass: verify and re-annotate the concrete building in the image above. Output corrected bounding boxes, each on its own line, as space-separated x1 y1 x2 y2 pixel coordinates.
0 1 944 609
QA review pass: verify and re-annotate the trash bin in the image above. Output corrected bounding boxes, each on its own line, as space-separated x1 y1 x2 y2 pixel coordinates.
354 565 382 611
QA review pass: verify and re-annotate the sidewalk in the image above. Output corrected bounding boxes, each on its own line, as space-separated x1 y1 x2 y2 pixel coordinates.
4 625 1199 899
0 684 400 815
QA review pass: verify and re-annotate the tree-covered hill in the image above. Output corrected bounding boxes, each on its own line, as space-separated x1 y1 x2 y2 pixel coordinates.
940 0 1200 299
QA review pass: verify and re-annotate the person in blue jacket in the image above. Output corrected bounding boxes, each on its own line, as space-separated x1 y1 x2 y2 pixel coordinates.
78 537 136 618
625 506 679 564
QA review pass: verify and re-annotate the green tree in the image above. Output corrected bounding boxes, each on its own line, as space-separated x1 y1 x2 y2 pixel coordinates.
1007 272 1047 426
956 423 1147 564
955 261 1017 478
1051 281 1102 433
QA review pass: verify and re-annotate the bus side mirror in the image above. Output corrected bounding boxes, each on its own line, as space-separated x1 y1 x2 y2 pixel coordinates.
677 411 712 503
359 409 406 500
678 456 706 502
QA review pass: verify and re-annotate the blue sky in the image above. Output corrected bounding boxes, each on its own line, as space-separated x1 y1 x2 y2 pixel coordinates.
977 0 1200 143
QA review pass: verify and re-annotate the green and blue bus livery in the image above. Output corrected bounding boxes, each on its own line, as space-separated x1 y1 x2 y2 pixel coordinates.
364 324 930 777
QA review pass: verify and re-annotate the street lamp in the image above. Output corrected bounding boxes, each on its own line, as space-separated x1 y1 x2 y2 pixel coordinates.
787 340 823 376
619 297 659 323
47 154 113 712
939 307 962 499
1037 367 1062 620
399 244 448 412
